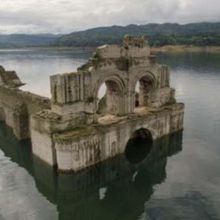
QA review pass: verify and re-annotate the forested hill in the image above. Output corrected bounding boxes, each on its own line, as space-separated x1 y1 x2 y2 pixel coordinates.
0 34 58 48
0 22 220 48
54 22 220 47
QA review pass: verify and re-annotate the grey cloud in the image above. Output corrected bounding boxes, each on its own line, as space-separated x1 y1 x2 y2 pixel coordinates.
0 0 219 34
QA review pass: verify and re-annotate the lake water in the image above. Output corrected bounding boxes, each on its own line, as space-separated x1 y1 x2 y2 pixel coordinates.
0 49 220 220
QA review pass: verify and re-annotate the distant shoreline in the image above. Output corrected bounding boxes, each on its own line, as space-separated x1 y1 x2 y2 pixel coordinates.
1 45 220 53
151 45 220 53
0 46 95 51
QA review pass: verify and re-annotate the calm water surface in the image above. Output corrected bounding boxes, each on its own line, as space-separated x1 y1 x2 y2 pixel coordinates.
0 48 93 97
0 49 220 220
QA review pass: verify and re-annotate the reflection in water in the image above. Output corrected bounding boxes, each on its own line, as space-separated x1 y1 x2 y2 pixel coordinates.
0 122 182 220
1 50 220 219
0 123 58 220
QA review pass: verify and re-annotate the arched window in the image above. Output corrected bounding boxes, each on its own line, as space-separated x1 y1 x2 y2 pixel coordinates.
96 78 124 116
134 75 154 108
0 107 6 121
97 83 107 114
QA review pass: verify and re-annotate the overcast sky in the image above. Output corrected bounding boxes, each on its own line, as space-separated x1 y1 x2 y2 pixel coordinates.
0 0 220 34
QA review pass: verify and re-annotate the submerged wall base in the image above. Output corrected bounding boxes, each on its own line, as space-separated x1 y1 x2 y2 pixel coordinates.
31 103 184 172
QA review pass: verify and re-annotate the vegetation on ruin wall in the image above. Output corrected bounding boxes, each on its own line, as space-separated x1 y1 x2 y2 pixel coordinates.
53 126 97 143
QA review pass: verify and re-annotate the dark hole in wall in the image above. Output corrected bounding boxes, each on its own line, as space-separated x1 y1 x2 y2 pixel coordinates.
125 128 153 164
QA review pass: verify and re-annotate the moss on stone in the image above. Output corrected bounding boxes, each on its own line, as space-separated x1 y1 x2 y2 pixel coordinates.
115 57 132 71
53 126 97 143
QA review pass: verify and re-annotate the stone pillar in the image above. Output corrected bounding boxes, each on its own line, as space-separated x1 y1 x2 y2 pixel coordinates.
30 115 57 167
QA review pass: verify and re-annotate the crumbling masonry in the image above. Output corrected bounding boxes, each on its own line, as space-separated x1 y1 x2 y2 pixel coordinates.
0 36 184 172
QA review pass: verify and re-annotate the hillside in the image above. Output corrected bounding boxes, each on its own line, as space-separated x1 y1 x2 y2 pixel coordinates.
54 22 220 47
0 22 220 48
0 34 59 48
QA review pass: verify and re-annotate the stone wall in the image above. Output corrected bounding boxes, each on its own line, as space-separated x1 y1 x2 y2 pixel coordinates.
0 65 24 87
50 37 172 118
0 67 50 139
53 103 184 171
30 36 184 172
0 36 186 172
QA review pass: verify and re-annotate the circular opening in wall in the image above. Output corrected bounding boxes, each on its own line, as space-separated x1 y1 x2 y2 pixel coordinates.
125 128 153 164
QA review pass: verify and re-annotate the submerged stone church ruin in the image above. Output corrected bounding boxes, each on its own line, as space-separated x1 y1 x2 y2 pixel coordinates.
0 36 184 172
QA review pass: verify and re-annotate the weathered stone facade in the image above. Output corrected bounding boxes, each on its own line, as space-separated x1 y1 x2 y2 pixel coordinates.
0 36 184 172
49 36 173 117
0 66 50 139
30 36 184 172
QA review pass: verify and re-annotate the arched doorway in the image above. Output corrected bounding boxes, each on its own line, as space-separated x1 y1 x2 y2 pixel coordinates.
96 78 125 116
125 128 153 164
134 75 155 108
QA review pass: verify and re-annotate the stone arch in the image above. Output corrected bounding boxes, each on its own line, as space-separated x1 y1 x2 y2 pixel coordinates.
125 128 153 164
131 71 157 109
94 74 127 115
0 106 6 121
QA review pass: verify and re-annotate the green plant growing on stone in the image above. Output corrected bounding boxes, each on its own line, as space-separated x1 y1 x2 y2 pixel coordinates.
116 57 132 71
